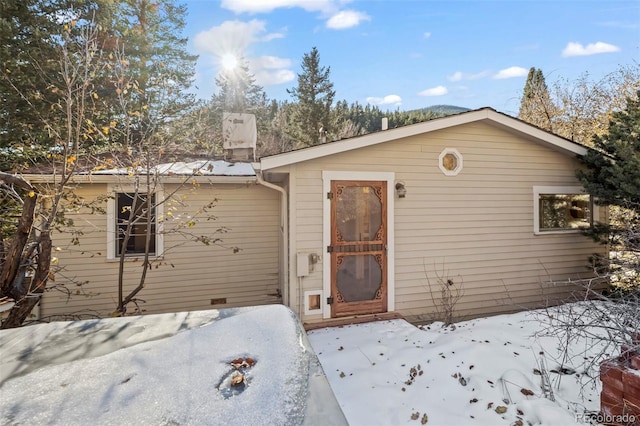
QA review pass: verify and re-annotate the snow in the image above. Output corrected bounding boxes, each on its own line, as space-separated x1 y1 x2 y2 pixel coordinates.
307 306 608 426
0 304 613 425
0 305 346 425
90 160 255 176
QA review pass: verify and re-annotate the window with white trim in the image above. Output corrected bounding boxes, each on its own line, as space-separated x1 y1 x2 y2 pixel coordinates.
116 192 156 256
533 186 594 234
107 186 163 259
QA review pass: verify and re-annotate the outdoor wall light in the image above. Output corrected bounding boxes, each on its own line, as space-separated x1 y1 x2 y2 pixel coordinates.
395 182 407 198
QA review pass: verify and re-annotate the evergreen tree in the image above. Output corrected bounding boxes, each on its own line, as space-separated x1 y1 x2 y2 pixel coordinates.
518 67 555 131
287 47 335 146
91 0 198 150
258 100 295 157
0 0 81 170
579 91 640 208
212 57 267 114
1 0 197 161
578 91 640 289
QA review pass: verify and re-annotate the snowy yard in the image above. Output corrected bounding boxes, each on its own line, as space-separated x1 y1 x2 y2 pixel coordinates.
308 306 609 426
0 304 620 425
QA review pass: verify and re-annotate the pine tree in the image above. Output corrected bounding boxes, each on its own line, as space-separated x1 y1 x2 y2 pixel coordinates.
1 0 197 159
0 0 77 170
91 0 198 149
579 90 640 208
518 67 556 131
212 57 267 114
287 47 336 146
577 90 639 289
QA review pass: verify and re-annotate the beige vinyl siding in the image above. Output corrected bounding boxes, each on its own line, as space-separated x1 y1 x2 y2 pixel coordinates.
286 121 605 321
41 182 281 318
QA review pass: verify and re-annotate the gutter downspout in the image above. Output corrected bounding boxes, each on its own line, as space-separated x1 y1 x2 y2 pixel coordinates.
254 167 289 308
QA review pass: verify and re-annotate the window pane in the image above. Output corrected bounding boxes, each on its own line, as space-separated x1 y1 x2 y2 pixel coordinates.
539 194 591 231
116 192 156 256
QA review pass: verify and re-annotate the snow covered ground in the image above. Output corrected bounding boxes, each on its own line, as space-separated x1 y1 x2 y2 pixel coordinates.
0 305 346 425
308 306 608 426
0 304 614 425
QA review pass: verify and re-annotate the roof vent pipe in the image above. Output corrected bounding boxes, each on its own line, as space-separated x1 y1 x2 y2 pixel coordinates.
381 117 388 131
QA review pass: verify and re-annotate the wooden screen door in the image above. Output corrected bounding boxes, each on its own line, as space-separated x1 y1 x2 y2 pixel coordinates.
329 180 387 317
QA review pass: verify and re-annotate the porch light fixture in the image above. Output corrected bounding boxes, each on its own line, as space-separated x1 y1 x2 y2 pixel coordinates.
395 182 407 198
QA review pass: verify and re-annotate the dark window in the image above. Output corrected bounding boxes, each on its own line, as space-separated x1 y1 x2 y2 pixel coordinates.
116 192 156 256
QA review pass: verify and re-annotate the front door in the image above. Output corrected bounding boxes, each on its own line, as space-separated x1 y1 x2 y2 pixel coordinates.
329 180 387 317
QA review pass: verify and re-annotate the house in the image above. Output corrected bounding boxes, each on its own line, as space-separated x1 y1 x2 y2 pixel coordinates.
24 159 283 319
29 108 606 324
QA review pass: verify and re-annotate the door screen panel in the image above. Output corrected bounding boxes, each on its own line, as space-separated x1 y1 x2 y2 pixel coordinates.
336 186 382 242
330 180 387 317
336 254 383 302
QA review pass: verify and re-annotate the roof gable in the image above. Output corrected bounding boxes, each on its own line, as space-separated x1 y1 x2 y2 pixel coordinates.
259 108 588 171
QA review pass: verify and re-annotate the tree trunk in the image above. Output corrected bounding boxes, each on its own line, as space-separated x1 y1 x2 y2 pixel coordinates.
1 296 41 329
0 175 37 297
0 231 52 329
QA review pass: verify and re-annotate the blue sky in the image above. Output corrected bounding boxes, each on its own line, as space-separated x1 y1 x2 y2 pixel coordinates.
183 0 639 115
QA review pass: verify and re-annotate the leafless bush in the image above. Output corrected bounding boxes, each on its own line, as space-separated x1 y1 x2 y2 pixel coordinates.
532 278 639 390
424 260 464 325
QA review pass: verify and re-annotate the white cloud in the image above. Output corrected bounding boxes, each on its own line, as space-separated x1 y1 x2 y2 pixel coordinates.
249 55 295 85
447 72 463 82
365 95 402 106
221 1 370 30
221 0 336 14
326 10 371 29
254 68 296 86
447 70 489 82
423 32 431 39
561 41 621 57
251 55 292 69
261 31 286 42
418 86 448 97
193 20 282 56
493 66 528 80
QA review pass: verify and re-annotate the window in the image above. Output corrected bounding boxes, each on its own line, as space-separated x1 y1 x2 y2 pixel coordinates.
107 186 163 259
116 192 156 256
533 186 594 234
